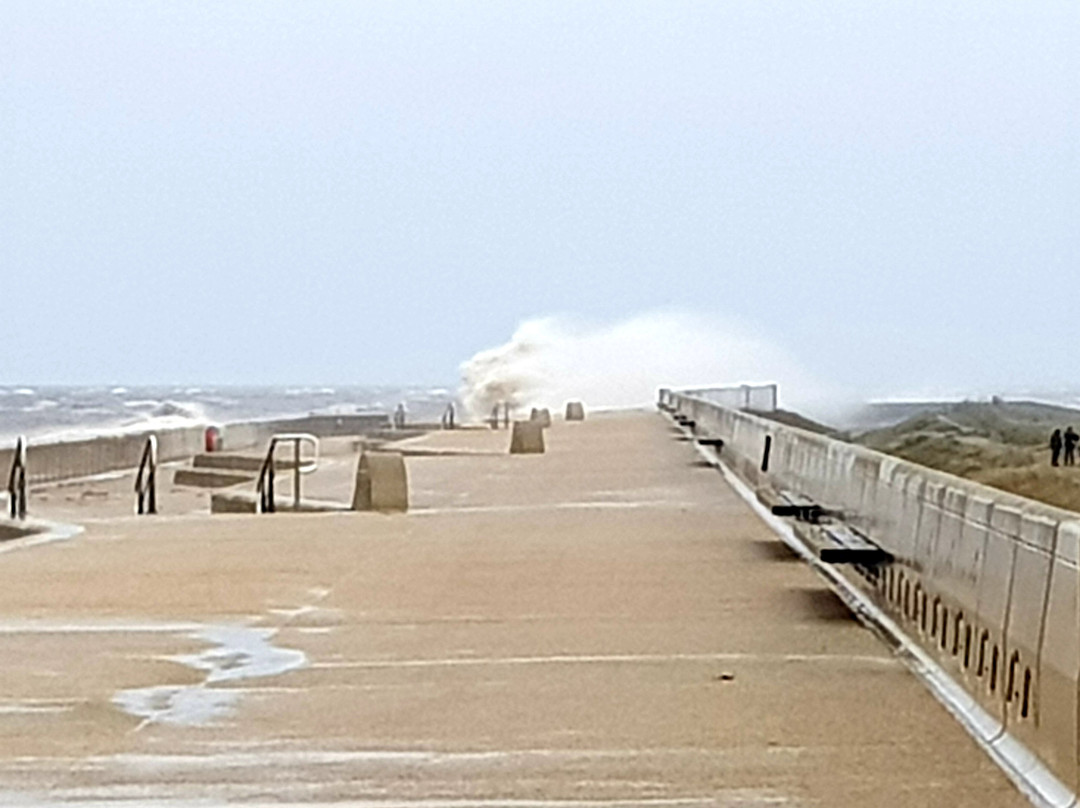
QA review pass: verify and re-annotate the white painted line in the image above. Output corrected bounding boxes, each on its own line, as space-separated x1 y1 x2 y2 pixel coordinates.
310 651 899 671
412 501 696 516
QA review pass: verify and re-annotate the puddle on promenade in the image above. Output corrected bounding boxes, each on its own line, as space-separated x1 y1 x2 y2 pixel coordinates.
113 625 307 727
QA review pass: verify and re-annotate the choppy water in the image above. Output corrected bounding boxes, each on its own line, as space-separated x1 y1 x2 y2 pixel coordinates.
0 385 455 443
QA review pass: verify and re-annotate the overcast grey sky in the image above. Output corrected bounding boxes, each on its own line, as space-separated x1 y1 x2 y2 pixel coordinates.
2 1 1076 395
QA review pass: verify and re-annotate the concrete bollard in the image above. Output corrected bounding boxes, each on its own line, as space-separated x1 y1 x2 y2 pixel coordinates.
509 421 545 454
352 451 408 512
529 408 552 428
565 401 585 421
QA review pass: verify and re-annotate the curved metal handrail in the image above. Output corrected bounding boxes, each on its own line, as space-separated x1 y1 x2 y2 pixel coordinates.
255 433 319 513
7 436 27 520
134 435 158 515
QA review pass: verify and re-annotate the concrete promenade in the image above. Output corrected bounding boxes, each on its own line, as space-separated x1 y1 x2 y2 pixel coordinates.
0 412 1027 805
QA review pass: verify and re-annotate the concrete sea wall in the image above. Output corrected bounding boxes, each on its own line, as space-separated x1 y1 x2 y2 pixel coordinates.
0 426 206 487
0 413 391 487
663 388 1080 799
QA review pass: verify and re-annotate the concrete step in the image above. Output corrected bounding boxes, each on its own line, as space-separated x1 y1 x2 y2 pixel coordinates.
0 518 46 542
210 491 351 514
193 454 306 473
173 468 254 489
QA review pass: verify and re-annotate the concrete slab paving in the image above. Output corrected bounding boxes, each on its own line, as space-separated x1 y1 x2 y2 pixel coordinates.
0 411 1028 805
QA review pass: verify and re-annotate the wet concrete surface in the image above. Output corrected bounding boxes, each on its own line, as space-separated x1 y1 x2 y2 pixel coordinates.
0 411 1028 806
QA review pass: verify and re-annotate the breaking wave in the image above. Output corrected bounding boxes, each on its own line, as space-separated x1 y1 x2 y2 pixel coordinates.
459 311 837 419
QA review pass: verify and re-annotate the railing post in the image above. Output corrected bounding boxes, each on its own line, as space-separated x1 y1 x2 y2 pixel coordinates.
8 436 26 520
147 435 157 515
135 435 158 515
257 433 317 515
293 437 301 510
147 457 157 515
266 447 276 513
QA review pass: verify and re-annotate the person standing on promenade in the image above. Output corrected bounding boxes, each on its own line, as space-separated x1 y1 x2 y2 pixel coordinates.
1051 429 1063 466
1064 426 1078 466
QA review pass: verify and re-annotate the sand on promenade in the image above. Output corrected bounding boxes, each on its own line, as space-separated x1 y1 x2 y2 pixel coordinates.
0 411 1027 806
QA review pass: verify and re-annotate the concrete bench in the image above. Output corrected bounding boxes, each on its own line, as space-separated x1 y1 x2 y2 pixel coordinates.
770 490 834 524
818 524 892 566
695 437 724 450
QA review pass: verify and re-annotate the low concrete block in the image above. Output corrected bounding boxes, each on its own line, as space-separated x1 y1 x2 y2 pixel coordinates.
352 452 409 512
510 421 545 454
565 401 586 421
193 454 307 473
194 454 266 472
210 491 350 514
529 408 552 428
210 493 258 514
0 519 46 542
173 468 254 489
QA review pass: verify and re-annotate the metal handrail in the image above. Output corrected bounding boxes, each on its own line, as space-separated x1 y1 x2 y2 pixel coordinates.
134 435 158 515
7 436 26 520
255 433 319 513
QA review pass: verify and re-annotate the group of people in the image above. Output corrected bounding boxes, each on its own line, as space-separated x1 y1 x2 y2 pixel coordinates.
1050 427 1079 466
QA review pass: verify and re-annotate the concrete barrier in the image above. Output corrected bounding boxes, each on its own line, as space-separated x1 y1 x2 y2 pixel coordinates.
665 389 1080 792
1039 521 1080 792
509 421 545 455
565 402 586 421
0 426 205 487
0 413 393 492
529 408 552 428
351 452 408 512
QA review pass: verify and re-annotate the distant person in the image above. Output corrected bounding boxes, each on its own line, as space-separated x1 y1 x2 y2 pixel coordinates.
1065 427 1079 466
1051 429 1063 466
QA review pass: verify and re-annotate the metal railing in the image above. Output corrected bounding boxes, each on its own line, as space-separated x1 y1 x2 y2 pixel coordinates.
7 436 27 520
255 433 319 513
134 435 158 515
680 383 779 413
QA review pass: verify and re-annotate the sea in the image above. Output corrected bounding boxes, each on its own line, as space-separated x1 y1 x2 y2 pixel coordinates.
0 385 457 444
